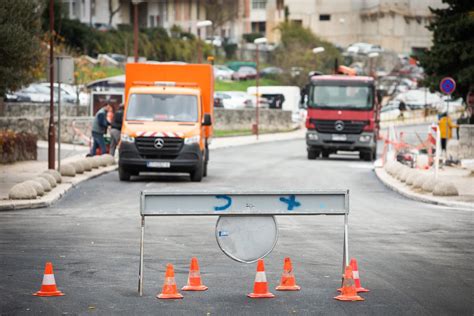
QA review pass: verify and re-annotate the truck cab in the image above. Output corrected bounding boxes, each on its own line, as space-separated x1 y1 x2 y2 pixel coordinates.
118 63 213 181
305 75 380 161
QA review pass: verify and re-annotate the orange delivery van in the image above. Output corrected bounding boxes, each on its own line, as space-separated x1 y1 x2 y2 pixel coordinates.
118 63 214 182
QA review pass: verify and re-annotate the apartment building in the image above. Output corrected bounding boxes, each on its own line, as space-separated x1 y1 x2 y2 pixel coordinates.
260 0 444 54
61 0 443 53
61 0 249 41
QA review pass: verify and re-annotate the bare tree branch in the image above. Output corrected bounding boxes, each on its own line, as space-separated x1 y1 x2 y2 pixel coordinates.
108 0 122 26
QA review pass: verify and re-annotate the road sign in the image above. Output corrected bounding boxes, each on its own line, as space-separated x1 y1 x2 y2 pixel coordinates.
440 77 456 95
138 190 350 296
216 215 278 263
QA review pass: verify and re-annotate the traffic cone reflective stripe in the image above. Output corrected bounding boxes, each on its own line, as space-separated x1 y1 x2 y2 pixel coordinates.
248 259 275 298
182 257 208 291
276 257 301 291
334 265 364 302
157 264 183 299
350 258 369 293
33 262 64 297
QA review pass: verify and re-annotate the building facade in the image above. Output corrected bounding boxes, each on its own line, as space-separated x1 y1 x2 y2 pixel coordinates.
61 0 444 54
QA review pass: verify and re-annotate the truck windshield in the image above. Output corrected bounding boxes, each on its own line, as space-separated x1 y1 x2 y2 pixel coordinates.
126 94 198 122
309 85 373 110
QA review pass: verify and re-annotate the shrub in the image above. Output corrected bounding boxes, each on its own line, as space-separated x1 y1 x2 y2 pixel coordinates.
0 130 37 163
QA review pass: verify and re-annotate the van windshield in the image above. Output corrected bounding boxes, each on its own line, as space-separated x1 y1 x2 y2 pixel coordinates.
126 94 198 122
309 84 373 110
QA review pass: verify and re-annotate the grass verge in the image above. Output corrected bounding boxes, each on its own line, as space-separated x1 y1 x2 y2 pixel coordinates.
215 78 280 92
214 128 296 138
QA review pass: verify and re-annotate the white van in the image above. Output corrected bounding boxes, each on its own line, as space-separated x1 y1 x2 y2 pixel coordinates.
247 86 303 123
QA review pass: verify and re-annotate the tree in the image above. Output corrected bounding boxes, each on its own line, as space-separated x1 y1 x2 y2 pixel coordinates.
108 0 122 27
0 0 43 96
272 22 341 87
419 0 474 100
205 0 239 36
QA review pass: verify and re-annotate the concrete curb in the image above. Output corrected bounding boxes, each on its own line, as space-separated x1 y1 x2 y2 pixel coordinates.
0 165 117 211
374 166 473 210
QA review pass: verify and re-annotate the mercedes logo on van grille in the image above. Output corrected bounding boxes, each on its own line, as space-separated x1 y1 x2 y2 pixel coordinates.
154 138 165 149
334 120 345 132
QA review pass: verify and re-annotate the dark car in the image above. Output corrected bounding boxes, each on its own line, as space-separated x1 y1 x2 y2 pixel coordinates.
232 66 257 81
260 67 283 77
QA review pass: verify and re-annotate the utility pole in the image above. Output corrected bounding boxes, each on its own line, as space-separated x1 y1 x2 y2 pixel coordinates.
133 2 139 62
48 0 55 170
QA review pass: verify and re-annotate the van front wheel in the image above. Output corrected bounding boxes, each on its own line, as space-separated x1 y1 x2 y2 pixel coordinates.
190 160 204 182
118 166 131 181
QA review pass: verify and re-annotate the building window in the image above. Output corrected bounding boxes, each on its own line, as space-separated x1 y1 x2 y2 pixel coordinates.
251 21 266 33
291 19 302 26
319 14 331 21
150 15 155 27
252 0 267 9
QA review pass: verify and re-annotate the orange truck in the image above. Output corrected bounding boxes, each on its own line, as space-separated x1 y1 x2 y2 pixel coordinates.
118 63 214 182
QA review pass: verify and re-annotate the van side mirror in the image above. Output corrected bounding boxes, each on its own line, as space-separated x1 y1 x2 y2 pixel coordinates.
202 114 212 126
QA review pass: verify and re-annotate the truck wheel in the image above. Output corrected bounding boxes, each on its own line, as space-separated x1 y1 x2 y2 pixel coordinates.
359 151 373 162
307 150 320 160
203 148 208 177
322 150 330 158
190 161 204 182
118 166 131 181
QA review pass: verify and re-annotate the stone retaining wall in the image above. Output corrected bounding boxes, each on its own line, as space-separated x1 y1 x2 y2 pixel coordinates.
0 109 293 144
448 125 474 159
1 102 89 117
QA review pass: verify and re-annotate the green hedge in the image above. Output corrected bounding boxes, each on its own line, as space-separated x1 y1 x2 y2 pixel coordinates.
0 130 37 163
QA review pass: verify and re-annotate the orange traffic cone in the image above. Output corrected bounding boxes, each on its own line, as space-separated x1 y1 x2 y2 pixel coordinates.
350 259 369 293
182 257 208 291
334 265 364 302
338 258 369 293
157 264 183 299
248 259 275 298
276 257 301 291
33 262 65 297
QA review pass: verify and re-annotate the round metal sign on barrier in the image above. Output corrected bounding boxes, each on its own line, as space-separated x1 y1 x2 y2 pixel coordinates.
440 77 456 95
215 215 278 263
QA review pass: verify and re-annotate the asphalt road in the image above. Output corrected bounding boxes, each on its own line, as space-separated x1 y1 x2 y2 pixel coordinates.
1 129 472 315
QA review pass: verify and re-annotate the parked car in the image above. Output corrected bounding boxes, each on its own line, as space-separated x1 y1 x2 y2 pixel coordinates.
39 82 88 105
395 89 443 110
214 91 254 109
13 84 51 103
260 67 283 77
231 66 257 81
213 65 234 81
347 42 383 55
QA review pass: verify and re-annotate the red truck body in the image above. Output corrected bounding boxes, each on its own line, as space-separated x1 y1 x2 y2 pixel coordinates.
305 75 380 161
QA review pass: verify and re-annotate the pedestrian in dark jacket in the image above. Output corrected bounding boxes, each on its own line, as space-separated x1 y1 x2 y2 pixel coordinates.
110 104 124 156
89 104 112 156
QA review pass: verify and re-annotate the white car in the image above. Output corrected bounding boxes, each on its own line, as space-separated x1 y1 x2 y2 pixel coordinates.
39 82 90 106
213 65 234 81
437 96 464 113
215 91 254 109
395 89 443 110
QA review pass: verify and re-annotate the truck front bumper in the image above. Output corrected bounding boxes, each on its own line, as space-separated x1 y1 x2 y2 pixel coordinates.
306 131 376 152
119 142 202 173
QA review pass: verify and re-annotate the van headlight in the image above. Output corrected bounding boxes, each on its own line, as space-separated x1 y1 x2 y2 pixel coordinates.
184 135 200 145
359 135 372 142
307 133 319 140
121 134 135 143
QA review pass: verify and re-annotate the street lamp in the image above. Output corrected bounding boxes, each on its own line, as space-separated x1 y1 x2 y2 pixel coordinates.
253 37 267 140
196 20 212 63
312 47 325 72
132 0 144 62
368 52 379 78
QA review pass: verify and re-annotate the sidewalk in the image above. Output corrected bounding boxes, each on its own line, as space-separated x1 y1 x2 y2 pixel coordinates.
375 162 474 209
0 129 305 210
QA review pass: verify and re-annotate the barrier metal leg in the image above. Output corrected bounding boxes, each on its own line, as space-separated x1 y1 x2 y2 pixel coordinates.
138 216 145 296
